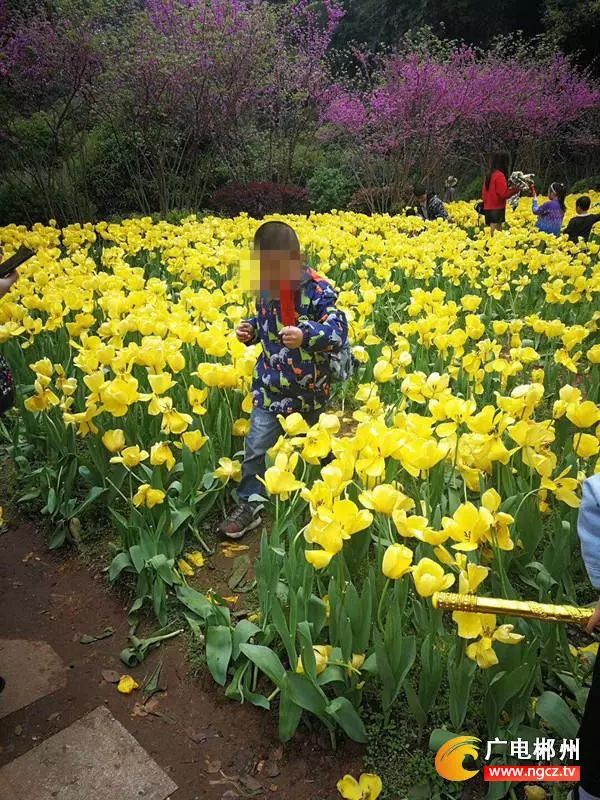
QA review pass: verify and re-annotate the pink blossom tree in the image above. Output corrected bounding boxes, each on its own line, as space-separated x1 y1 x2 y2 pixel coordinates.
319 47 600 209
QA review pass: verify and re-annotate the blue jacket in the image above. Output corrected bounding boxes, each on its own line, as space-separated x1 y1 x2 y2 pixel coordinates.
245 271 348 416
578 474 600 589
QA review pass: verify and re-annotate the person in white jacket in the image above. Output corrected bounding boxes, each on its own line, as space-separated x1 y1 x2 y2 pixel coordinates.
575 474 600 800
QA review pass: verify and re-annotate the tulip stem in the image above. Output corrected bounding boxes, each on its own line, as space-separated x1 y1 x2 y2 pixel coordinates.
329 659 361 675
190 528 212 554
107 477 133 507
377 578 391 632
267 687 280 701
513 487 540 523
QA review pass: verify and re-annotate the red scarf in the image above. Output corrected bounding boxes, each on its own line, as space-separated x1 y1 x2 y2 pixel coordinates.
278 269 329 327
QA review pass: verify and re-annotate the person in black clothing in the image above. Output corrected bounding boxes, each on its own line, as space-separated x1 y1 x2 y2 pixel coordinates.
406 184 448 221
564 196 600 243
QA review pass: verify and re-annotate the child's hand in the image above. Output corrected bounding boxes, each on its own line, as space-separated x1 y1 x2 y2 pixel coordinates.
0 269 18 299
586 598 600 634
236 322 255 343
280 326 304 349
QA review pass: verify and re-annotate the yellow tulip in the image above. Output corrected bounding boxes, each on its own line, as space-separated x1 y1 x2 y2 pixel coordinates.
382 543 413 579
148 372 176 394
232 418 251 437
278 412 309 436
296 644 332 675
574 433 600 459
150 441 176 471
161 402 192 435
260 466 303 499
29 357 53 377
320 462 349 494
359 484 409 516
300 427 332 463
305 548 335 569
466 637 499 669
100 374 140 417
412 557 455 597
373 359 394 382
187 385 209 415
337 773 382 800
566 400 600 428
110 445 149 468
132 484 166 508
588 344 600 364
102 429 126 453
317 412 341 433
179 430 208 452
540 467 580 508
214 457 242 482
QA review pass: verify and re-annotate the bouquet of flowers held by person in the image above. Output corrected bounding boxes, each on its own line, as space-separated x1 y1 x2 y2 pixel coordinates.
508 171 535 210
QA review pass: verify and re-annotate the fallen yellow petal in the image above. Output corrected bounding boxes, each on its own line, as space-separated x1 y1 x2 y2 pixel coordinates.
186 551 205 568
221 543 250 557
117 675 139 695
178 558 195 576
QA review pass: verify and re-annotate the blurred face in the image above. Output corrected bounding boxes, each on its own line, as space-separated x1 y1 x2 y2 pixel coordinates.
248 249 303 294
548 186 557 199
415 193 427 205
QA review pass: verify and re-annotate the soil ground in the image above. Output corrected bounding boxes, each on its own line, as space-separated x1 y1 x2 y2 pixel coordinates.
0 522 362 800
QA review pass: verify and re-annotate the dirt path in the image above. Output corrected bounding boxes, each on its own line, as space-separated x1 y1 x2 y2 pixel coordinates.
0 523 361 800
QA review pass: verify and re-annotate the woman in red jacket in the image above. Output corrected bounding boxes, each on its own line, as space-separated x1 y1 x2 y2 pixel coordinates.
481 151 519 234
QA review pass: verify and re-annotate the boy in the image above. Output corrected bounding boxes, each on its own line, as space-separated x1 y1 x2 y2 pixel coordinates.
564 196 600 243
218 221 348 539
407 183 448 221
575 474 600 799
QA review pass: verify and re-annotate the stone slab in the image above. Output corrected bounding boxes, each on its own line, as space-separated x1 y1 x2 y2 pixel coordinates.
0 705 178 800
0 639 67 719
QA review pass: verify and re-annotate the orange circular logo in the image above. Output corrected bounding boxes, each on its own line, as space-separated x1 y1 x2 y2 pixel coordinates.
435 736 481 781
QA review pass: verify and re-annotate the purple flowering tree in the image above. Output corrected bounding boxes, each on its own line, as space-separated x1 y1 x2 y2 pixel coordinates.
319 47 600 209
1 0 342 218
0 8 102 220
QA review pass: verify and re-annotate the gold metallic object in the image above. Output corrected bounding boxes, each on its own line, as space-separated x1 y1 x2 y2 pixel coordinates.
432 592 593 626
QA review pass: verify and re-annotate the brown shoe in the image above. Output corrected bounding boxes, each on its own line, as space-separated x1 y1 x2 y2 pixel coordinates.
218 502 261 540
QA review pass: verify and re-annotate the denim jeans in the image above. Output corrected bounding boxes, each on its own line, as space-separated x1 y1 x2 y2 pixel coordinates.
238 407 319 504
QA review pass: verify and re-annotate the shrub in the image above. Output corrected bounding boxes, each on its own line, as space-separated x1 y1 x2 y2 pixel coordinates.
307 165 356 212
459 174 484 201
209 182 310 218
571 175 600 193
347 186 392 214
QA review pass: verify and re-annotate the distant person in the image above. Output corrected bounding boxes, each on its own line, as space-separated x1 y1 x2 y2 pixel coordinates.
443 176 457 203
481 151 519 234
531 182 567 236
564 196 600 243
408 184 448 221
